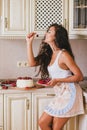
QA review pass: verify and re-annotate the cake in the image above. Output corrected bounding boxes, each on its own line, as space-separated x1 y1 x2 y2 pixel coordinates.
16 77 34 88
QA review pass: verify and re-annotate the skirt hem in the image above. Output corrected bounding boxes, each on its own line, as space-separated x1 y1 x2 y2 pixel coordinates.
44 110 84 118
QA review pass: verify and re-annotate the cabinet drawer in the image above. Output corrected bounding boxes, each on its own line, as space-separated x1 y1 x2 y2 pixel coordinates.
0 94 3 126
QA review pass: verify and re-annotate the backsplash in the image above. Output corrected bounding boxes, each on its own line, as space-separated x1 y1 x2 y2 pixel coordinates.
0 39 87 79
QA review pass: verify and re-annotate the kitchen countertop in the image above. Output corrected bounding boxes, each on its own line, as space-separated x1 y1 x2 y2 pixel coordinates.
0 79 87 102
0 78 87 91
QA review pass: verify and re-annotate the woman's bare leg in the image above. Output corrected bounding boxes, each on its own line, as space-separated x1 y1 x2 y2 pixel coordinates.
53 117 70 130
38 112 53 130
38 112 70 130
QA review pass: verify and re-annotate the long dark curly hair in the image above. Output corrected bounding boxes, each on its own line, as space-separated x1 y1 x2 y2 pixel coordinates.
35 23 74 78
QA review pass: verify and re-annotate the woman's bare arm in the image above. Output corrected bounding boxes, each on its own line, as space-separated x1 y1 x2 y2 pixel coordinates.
60 51 83 82
26 33 38 66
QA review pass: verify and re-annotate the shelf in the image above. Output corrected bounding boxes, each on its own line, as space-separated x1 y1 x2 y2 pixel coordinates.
75 5 87 8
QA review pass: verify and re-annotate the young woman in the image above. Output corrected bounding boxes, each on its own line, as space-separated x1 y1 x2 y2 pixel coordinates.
26 23 84 130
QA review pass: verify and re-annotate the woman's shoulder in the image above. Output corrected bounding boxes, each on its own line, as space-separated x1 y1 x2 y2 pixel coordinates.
61 49 69 55
60 49 72 60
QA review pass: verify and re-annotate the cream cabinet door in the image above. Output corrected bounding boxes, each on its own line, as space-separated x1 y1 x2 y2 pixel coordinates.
2 0 29 38
30 0 69 37
4 93 31 130
32 92 79 130
79 103 87 130
32 92 56 130
0 94 3 128
69 0 87 38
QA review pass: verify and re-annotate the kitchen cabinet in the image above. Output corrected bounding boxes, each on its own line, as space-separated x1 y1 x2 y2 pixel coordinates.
0 88 87 130
32 92 55 130
0 0 29 39
0 0 87 39
78 103 87 130
30 0 69 37
30 0 87 38
32 92 79 130
69 0 87 38
0 94 3 130
4 93 32 130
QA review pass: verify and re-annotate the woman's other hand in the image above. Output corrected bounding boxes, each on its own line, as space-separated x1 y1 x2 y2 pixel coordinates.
46 78 58 86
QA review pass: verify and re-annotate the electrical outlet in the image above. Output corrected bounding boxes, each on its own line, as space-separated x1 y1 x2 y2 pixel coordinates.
17 61 22 67
17 61 29 67
24 62 29 67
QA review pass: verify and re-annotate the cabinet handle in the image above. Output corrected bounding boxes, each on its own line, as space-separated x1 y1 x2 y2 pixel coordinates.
64 19 67 28
26 99 29 110
5 17 8 28
47 94 55 96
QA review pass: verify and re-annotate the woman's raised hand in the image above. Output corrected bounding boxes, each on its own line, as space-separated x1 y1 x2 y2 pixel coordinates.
26 32 36 43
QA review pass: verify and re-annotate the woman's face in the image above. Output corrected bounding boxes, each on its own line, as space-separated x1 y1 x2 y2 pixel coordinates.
44 26 56 44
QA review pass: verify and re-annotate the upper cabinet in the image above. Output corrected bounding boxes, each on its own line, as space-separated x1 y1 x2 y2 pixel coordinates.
0 0 87 39
30 0 69 37
0 0 29 39
69 0 87 38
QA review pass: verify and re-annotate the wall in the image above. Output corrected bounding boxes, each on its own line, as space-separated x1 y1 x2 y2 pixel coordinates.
0 39 87 79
